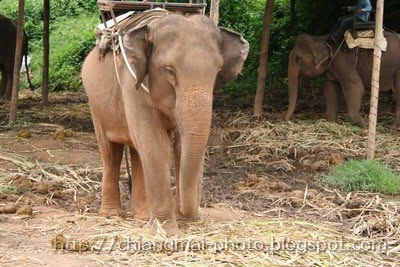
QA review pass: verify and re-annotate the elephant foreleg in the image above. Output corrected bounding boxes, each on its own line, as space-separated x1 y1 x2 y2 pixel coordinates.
393 71 400 129
135 123 179 236
93 117 124 216
129 147 149 220
341 76 366 127
325 80 340 122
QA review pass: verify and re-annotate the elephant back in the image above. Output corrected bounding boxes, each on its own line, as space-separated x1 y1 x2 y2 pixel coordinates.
96 9 170 56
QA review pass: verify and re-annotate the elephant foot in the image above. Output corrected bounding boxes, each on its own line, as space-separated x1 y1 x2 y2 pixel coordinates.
149 218 181 237
100 204 123 217
133 207 150 220
352 118 367 128
175 208 183 219
176 207 201 222
131 196 150 220
391 121 400 130
3 93 11 101
326 116 338 123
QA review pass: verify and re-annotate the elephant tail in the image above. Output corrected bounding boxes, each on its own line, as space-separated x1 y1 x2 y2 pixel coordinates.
24 48 34 91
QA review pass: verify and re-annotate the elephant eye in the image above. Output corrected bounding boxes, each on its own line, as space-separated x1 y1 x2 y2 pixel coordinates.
164 65 177 86
296 56 303 65
164 65 176 76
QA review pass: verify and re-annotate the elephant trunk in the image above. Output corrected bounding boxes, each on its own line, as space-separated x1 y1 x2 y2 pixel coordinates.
176 88 213 217
285 50 300 121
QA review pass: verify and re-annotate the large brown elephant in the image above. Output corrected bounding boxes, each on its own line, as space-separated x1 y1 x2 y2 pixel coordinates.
82 13 248 236
0 14 34 99
284 32 400 128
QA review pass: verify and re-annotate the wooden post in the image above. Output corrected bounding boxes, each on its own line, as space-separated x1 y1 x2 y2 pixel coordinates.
210 0 220 25
367 0 385 159
41 0 50 105
254 0 275 116
290 0 296 33
9 0 25 123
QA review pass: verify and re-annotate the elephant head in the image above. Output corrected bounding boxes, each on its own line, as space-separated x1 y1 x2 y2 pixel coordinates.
285 34 333 121
122 14 249 217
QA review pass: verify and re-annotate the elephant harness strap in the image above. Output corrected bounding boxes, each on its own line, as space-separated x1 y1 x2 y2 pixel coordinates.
320 38 346 70
96 9 170 94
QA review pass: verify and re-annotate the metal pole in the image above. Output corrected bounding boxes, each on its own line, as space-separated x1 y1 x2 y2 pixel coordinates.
367 0 385 159
9 0 25 123
41 0 50 105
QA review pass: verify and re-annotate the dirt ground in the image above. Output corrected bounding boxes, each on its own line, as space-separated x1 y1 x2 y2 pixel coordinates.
0 91 399 266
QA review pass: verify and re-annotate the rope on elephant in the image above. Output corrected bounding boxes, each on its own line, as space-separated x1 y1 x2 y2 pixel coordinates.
96 8 170 55
95 9 170 94
118 33 150 93
326 38 346 69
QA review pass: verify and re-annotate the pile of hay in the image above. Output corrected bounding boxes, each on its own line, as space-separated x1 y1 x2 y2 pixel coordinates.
210 111 400 172
42 212 400 265
1 110 400 265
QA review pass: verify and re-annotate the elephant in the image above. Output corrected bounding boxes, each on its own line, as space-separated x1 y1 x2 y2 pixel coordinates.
0 14 34 99
284 31 400 128
81 13 249 236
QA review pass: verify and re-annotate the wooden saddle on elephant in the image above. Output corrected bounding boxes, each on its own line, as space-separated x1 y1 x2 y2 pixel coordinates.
95 8 170 55
344 10 387 52
95 1 206 56
344 29 387 51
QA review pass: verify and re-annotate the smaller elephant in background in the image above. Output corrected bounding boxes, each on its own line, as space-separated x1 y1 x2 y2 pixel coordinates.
0 14 34 99
285 31 400 129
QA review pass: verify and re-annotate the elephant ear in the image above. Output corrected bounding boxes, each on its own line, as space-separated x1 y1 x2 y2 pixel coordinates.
215 27 249 88
313 42 332 70
122 25 152 90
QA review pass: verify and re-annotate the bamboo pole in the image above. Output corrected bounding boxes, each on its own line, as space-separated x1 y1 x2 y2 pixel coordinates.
367 0 385 159
9 0 25 123
41 0 50 105
254 0 275 116
210 0 220 25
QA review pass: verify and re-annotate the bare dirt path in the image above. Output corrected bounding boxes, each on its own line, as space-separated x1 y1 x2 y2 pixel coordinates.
0 92 399 265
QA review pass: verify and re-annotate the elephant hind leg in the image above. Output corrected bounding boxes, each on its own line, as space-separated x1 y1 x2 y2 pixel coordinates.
0 66 7 98
93 117 124 216
4 65 14 100
129 147 150 220
393 71 400 129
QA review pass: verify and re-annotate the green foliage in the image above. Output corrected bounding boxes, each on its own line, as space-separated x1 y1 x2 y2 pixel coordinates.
0 0 399 93
218 0 296 96
0 0 97 43
0 0 98 90
321 159 400 194
0 184 17 194
29 14 98 90
218 0 266 96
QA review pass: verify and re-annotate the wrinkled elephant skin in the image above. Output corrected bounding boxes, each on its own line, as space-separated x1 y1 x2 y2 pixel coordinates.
81 14 249 236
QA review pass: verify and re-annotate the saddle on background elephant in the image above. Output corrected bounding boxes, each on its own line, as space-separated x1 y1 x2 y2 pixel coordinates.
285 30 400 129
82 9 249 236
